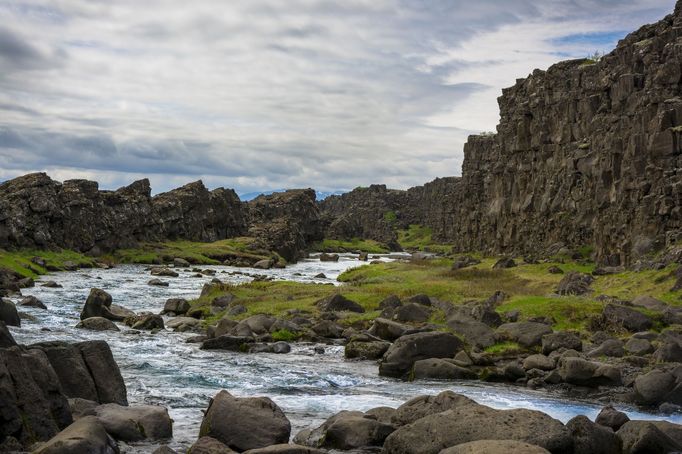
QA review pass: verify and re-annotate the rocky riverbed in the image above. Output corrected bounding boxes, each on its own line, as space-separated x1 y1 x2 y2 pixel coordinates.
3 254 681 453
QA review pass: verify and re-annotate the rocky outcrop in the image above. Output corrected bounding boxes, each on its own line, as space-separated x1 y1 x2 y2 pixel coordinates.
247 189 323 262
152 180 247 242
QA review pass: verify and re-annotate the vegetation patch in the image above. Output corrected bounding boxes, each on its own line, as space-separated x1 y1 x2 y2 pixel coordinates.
397 225 451 254
312 238 390 254
0 248 97 278
484 341 524 356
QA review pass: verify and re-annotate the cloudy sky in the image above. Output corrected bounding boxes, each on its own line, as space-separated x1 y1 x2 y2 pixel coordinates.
0 0 676 196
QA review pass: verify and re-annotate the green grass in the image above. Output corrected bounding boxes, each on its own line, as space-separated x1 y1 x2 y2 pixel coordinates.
110 238 284 265
271 329 300 341
484 341 524 356
496 295 603 331
397 224 451 254
312 238 390 254
0 249 97 278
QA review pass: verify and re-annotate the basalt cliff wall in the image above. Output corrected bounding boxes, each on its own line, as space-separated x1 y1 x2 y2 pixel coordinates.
0 173 321 262
321 3 682 265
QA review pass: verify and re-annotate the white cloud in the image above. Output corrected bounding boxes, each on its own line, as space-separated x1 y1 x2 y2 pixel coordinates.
0 0 676 194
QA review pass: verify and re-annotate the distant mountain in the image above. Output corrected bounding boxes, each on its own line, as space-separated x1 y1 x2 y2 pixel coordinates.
239 189 345 201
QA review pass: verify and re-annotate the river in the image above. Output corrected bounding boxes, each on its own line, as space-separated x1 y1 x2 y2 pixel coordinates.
7 254 680 452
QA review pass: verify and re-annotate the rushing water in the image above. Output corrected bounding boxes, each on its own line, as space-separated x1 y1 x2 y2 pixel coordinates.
7 254 681 452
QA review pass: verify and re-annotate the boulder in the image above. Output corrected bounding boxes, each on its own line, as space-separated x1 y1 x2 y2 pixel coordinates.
548 266 564 274
451 255 481 270
392 391 476 426
0 299 20 326
80 288 123 322
148 278 169 287
369 318 408 341
631 295 668 312
633 369 677 406
558 357 621 387
522 354 555 371
243 444 325 454
541 332 582 355
253 259 272 269
394 303 431 323
345 340 391 360
566 415 621 454
322 414 395 449
624 337 654 355
411 358 476 380
379 331 464 378
190 436 235 454
587 339 625 358
617 420 682 454
446 318 495 349
125 313 165 331
41 281 62 288
76 317 120 332
492 257 516 269
319 253 339 262
94 403 172 442
364 407 396 425
199 390 291 451
162 298 190 315
33 416 119 454
166 316 202 332
653 341 682 363
0 321 16 347
382 404 572 454
215 318 239 337
239 314 276 335
173 257 191 267
440 440 550 454
201 336 255 352
20 295 47 309
379 295 402 310
600 304 652 332
310 320 343 338
76 341 128 405
407 294 431 306
556 272 593 295
316 294 364 313
595 405 630 431
496 322 552 348
150 267 179 277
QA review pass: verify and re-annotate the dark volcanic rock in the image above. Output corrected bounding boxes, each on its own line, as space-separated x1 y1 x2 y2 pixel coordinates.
316 294 364 313
199 390 291 451
556 272 594 295
379 332 464 378
80 288 123 322
0 299 20 327
33 416 118 454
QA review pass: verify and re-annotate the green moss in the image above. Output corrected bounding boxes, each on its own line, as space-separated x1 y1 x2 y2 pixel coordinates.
383 210 398 224
312 238 390 253
497 295 603 331
484 341 523 356
397 225 451 253
271 329 300 341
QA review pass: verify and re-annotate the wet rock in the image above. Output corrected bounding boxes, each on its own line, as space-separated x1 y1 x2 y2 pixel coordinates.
125 313 165 331
166 316 202 332
19 295 47 309
41 281 62 288
595 405 630 431
394 303 431 323
162 298 190 315
451 255 481 270
173 257 190 267
379 332 464 378
556 272 593 295
201 336 255 352
411 358 477 380
319 253 339 262
0 321 16 347
558 357 621 387
617 420 682 454
94 403 172 442
316 294 364 313
77 341 128 405
33 416 119 454
76 317 120 332
345 339 391 360
148 278 169 287
0 298 20 326
199 390 291 451
253 259 272 269
542 331 582 355
313 273 326 279
440 440 550 454
250 342 292 354
150 267 179 277
80 288 124 322
496 322 552 348
383 404 572 454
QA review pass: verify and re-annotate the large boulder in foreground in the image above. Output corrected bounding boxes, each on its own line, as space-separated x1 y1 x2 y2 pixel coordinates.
379 332 464 378
294 410 394 450
0 298 20 326
94 403 172 442
616 420 682 454
199 390 291 451
392 391 477 426
243 444 325 454
558 357 622 387
440 440 550 454
33 416 119 454
382 403 572 454
316 294 364 313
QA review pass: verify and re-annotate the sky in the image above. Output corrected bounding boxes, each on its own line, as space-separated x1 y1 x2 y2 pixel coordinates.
0 0 676 196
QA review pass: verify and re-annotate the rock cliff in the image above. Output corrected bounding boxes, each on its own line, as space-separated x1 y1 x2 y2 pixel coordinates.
321 3 682 264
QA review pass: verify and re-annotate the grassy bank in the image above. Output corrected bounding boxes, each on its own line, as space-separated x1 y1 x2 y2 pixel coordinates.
311 238 390 254
189 255 682 343
0 249 97 278
397 225 452 254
